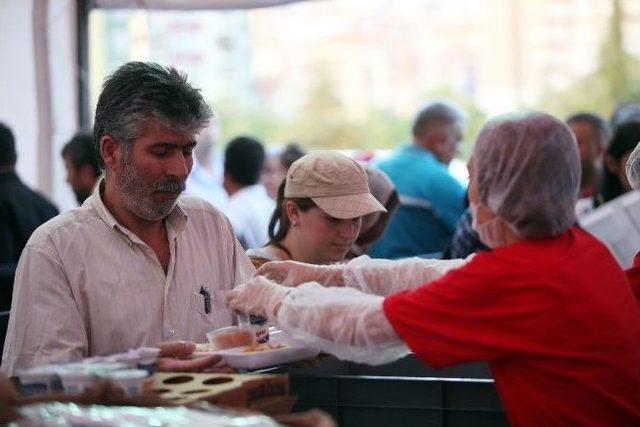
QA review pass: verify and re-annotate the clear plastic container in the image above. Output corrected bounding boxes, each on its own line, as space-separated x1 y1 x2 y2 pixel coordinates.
58 369 95 394
205 326 255 350
101 369 148 396
16 365 62 395
135 347 161 375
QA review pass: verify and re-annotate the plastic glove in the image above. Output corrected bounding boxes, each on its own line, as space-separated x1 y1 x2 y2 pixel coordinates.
255 260 345 287
276 282 409 365
343 255 471 296
226 276 292 318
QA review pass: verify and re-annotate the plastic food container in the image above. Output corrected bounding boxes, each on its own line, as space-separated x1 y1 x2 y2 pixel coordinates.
102 369 148 396
249 315 270 343
16 366 62 396
206 326 255 350
86 362 128 376
135 347 161 375
58 369 96 394
111 351 141 368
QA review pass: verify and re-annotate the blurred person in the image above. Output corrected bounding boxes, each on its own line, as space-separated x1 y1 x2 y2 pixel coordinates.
1 62 254 376
347 165 398 258
184 123 227 208
247 151 386 268
624 142 640 300
229 113 640 427
0 122 58 311
611 102 640 130
441 200 489 260
61 132 101 205
566 112 610 216
222 136 274 249
262 143 306 201
369 101 467 258
601 121 640 203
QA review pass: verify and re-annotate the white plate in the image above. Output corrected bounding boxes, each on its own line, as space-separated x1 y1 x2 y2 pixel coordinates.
193 330 320 370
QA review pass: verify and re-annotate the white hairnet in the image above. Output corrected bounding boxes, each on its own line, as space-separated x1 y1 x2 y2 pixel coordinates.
473 112 580 238
625 142 640 190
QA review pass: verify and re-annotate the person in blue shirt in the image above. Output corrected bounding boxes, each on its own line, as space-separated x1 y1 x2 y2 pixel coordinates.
369 101 467 258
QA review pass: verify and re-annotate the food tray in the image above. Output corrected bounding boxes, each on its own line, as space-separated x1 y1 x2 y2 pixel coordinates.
152 372 292 413
194 330 320 370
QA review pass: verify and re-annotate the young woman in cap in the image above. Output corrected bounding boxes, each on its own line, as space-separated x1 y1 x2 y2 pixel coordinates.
247 151 387 267
230 113 640 427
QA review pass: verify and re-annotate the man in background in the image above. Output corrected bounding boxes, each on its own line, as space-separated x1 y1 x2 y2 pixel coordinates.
370 101 467 258
566 112 610 217
222 136 274 249
0 122 58 311
184 123 228 209
61 132 101 205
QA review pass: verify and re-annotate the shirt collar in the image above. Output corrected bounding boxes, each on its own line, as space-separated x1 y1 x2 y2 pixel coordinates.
88 178 188 240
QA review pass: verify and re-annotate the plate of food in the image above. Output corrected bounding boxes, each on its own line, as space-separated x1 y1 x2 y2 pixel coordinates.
194 329 320 370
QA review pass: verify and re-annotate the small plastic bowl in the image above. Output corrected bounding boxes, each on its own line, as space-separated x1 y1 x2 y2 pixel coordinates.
16 366 61 396
58 369 96 394
206 326 255 350
101 369 149 396
135 347 161 375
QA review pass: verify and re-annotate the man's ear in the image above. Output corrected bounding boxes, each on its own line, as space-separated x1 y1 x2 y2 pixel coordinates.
100 135 120 171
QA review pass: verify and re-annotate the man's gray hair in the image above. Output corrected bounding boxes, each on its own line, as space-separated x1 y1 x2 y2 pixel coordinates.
93 62 213 169
412 100 466 137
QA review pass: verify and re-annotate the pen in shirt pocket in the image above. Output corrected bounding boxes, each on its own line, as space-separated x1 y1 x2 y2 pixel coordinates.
198 286 211 314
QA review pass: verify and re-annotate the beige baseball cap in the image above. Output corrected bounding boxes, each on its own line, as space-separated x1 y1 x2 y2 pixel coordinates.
285 151 387 219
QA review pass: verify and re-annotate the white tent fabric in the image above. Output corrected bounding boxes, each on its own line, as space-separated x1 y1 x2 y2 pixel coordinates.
0 0 79 210
94 0 309 10
0 0 310 211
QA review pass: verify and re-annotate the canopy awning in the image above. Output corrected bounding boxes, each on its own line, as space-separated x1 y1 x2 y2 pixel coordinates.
91 0 311 10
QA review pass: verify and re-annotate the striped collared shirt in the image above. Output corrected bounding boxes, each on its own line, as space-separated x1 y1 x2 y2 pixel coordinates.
1 180 254 375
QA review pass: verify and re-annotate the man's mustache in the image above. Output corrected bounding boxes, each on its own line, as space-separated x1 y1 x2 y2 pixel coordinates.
155 180 186 193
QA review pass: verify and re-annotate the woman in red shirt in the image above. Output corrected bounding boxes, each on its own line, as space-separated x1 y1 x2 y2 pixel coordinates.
228 113 640 427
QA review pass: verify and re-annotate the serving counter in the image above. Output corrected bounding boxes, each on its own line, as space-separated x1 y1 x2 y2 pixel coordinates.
257 354 509 427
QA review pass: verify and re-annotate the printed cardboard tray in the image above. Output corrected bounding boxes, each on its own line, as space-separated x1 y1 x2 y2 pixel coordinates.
194 331 320 370
153 372 292 413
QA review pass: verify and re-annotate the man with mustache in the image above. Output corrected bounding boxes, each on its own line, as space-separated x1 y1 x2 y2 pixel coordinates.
1 62 254 375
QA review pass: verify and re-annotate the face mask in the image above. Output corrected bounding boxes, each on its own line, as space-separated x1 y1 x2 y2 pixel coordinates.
470 202 507 248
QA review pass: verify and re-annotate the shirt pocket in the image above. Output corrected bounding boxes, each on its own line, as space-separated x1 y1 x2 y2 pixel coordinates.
190 289 233 330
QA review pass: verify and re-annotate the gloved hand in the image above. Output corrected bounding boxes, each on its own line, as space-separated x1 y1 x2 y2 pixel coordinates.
226 276 292 318
255 260 345 287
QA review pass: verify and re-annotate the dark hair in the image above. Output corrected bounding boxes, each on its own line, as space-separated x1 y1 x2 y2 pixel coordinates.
0 122 17 167
267 181 316 251
601 121 640 202
412 101 465 137
566 112 610 144
610 102 640 130
94 62 212 169
279 143 306 170
224 136 265 186
61 132 101 176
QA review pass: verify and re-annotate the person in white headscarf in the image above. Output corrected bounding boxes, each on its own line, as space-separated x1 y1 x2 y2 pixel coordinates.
228 112 640 427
